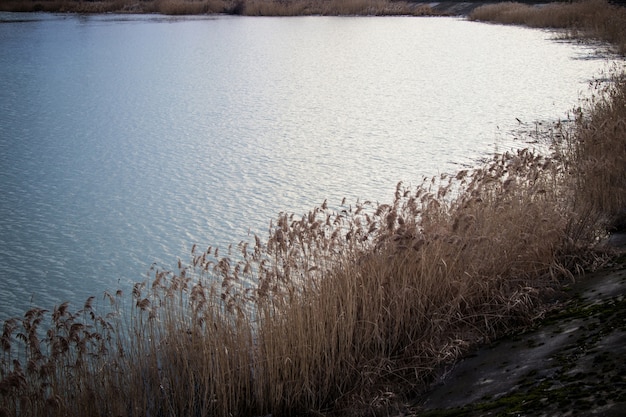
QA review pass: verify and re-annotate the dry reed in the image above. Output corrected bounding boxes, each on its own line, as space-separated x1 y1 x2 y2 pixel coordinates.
3 2 626 416
469 0 626 54
0 0 434 15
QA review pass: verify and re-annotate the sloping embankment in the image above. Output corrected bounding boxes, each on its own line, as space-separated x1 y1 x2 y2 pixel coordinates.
412 234 626 416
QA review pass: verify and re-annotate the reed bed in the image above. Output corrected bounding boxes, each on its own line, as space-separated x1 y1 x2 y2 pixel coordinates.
570 73 626 228
3 3 626 417
469 0 626 54
0 0 433 16
0 0 131 13
470 0 626 220
240 0 433 16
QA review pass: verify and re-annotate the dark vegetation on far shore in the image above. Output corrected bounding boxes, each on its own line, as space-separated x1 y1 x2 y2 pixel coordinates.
470 0 626 54
1 0 626 17
0 0 437 16
2 1 626 416
1 0 625 16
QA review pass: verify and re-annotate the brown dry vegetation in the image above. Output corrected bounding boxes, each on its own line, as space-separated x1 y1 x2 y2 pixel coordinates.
0 0 434 16
2 1 626 416
469 0 626 54
241 0 433 16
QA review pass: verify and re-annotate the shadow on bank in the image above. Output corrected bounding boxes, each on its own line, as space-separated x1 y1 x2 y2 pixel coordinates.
411 233 626 416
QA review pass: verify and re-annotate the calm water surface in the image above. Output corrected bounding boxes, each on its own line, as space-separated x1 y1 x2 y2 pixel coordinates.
0 14 618 319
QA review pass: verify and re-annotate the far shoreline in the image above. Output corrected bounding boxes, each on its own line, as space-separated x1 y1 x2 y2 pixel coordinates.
0 0 540 17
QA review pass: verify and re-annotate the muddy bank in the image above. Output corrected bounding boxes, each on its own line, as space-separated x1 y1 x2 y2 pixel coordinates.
407 235 626 416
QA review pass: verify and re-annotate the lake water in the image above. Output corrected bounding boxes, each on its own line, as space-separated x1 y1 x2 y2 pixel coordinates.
0 13 618 319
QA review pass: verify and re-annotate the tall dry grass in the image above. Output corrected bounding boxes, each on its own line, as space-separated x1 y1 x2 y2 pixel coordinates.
240 0 433 16
470 0 626 226
0 0 434 15
568 73 626 229
3 2 626 416
0 0 130 13
469 0 626 54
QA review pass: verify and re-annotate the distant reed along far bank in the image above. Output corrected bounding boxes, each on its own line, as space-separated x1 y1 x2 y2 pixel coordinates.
0 0 438 15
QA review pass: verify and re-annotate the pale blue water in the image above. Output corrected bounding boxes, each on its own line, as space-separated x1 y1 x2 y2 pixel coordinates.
0 13 618 319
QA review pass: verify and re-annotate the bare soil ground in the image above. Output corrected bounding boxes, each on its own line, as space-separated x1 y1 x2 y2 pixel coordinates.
406 234 626 416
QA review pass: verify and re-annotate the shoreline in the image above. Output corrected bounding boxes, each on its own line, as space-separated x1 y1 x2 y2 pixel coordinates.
0 1 530 17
